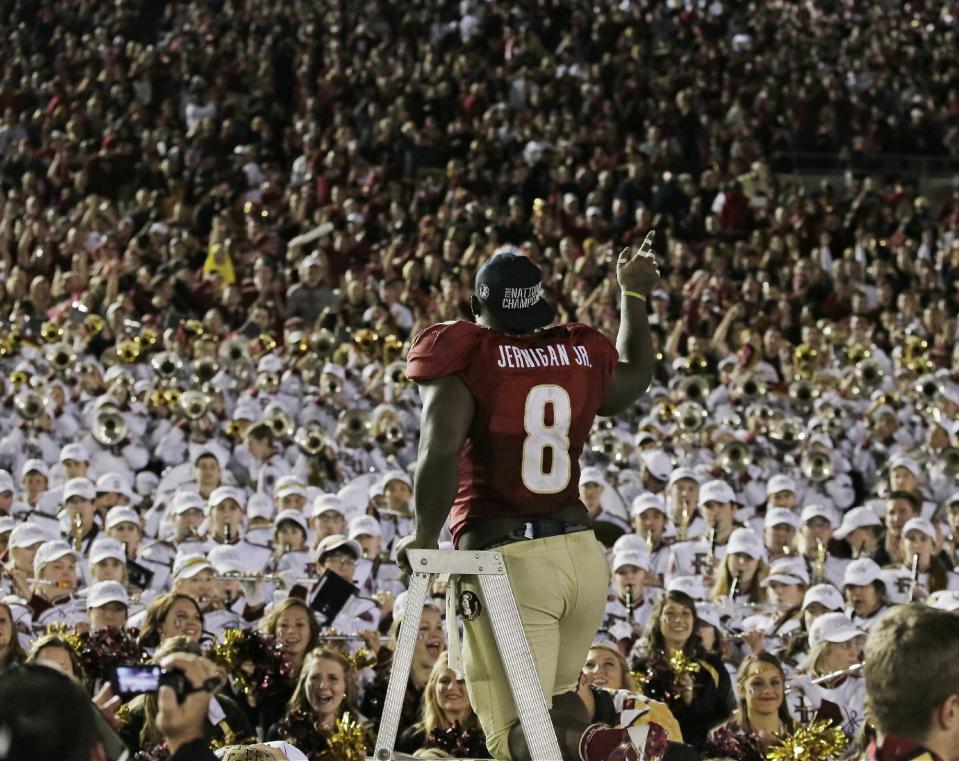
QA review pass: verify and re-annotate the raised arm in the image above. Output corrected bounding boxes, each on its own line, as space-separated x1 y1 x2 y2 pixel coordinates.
597 231 661 416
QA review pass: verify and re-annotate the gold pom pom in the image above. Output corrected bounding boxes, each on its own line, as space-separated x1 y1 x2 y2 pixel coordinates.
766 719 847 761
668 651 701 678
318 715 368 761
346 647 378 672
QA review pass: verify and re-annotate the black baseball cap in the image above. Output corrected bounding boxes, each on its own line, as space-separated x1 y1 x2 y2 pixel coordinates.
474 250 555 333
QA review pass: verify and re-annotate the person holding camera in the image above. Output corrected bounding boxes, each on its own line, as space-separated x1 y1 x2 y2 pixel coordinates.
0 651 223 761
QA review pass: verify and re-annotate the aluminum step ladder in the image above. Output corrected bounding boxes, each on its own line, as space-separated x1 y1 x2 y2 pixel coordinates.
372 549 562 761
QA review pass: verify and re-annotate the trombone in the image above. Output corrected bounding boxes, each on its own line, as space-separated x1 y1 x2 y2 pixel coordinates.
768 417 805 453
92 405 128 446
718 441 751 473
800 449 833 483
296 423 330 456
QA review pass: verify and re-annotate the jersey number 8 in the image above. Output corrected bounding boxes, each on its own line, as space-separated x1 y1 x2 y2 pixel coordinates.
521 385 572 494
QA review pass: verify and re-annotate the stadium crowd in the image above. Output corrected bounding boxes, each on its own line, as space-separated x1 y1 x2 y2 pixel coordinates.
1 0 959 759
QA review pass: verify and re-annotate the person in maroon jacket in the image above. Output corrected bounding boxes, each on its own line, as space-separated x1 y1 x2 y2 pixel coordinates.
397 233 660 761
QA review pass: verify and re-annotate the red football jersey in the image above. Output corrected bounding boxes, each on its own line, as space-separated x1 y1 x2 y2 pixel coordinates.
406 320 618 545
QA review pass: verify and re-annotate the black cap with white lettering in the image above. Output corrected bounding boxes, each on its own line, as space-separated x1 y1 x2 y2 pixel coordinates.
474 249 555 334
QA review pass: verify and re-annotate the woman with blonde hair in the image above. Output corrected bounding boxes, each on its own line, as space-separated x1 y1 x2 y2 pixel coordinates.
398 651 489 757
271 647 372 757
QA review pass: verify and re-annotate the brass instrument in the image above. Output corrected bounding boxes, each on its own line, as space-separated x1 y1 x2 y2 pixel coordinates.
735 374 766 403
257 370 281 394
322 373 343 396
801 449 834 482
676 354 709 375
336 409 371 448
676 401 707 432
10 370 29 387
942 447 959 479
855 359 884 390
84 314 105 334
768 417 806 453
645 531 654 555
116 338 141 364
718 441 751 473
379 421 407 455
813 539 827 584
902 334 933 375
382 333 405 363
296 423 329 456
625 585 635 617
28 578 75 589
73 512 84 552
384 361 411 390
190 357 219 387
14 389 45 421
257 333 278 355
589 431 630 466
183 319 205 337
265 408 295 439
677 500 690 542
792 344 819 379
789 379 818 410
178 389 211 420
312 330 335 358
139 327 159 348
352 328 380 355
46 343 75 375
92 406 128 446
678 375 709 404
221 336 251 366
40 321 63 343
152 351 183 380
652 401 676 427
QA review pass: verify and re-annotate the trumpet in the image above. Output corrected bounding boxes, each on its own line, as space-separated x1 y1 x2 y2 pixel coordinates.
676 500 691 542
813 539 827 584
652 401 676 427
801 449 833 482
718 441 751 473
14 389 45 421
92 406 128 446
84 314 105 334
676 401 707 432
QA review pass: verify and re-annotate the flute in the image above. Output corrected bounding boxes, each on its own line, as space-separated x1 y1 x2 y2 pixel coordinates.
214 573 316 586
28 578 75 588
318 633 392 644
729 572 742 601
908 553 920 602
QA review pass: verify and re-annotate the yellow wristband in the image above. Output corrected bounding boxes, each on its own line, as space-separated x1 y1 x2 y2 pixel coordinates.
623 290 647 302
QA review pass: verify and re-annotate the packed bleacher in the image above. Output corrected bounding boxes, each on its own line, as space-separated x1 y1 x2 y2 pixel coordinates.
1 0 959 760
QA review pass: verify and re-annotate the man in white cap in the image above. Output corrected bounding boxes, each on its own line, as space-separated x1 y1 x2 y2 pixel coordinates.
86 579 131 632
309 494 348 548
833 506 882 560
245 493 278 545
639 450 672 495
314 534 381 645
27 539 87 629
629 493 670 592
887 454 936 520
59 477 101 555
19 459 50 509
798 504 848 587
667 479 739 586
202 486 271 572
663 467 703 541
95 472 135 515
765 474 798 510
761 507 800 562
105 506 171 593
602 549 653 651
1 523 51 598
50 443 93 489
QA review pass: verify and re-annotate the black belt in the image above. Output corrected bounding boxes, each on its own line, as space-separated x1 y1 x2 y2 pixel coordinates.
480 517 591 550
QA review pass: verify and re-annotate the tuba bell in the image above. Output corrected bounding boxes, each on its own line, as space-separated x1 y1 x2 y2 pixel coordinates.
178 389 211 420
801 449 834 482
678 375 710 404
855 359 884 391
296 422 329 456
256 370 281 394
735 374 766 403
312 329 335 358
93 406 128 446
384 361 411 390
40 321 63 344
352 328 380 356
152 351 183 381
116 339 141 364
265 408 294 439
14 389 45 421
190 357 219 387
336 409 371 448
718 441 751 473
768 417 806 453
652 401 676 427
789 379 819 410
46 343 75 375
676 401 707 432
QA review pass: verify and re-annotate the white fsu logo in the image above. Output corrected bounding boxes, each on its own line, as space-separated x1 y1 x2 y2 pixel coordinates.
479 284 490 299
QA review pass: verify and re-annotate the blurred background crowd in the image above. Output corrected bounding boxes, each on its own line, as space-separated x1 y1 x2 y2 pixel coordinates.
1 0 959 760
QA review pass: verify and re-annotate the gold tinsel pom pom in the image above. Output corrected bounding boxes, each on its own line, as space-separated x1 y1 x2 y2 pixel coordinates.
668 651 701 678
766 719 847 761
318 715 368 761
346 646 378 672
